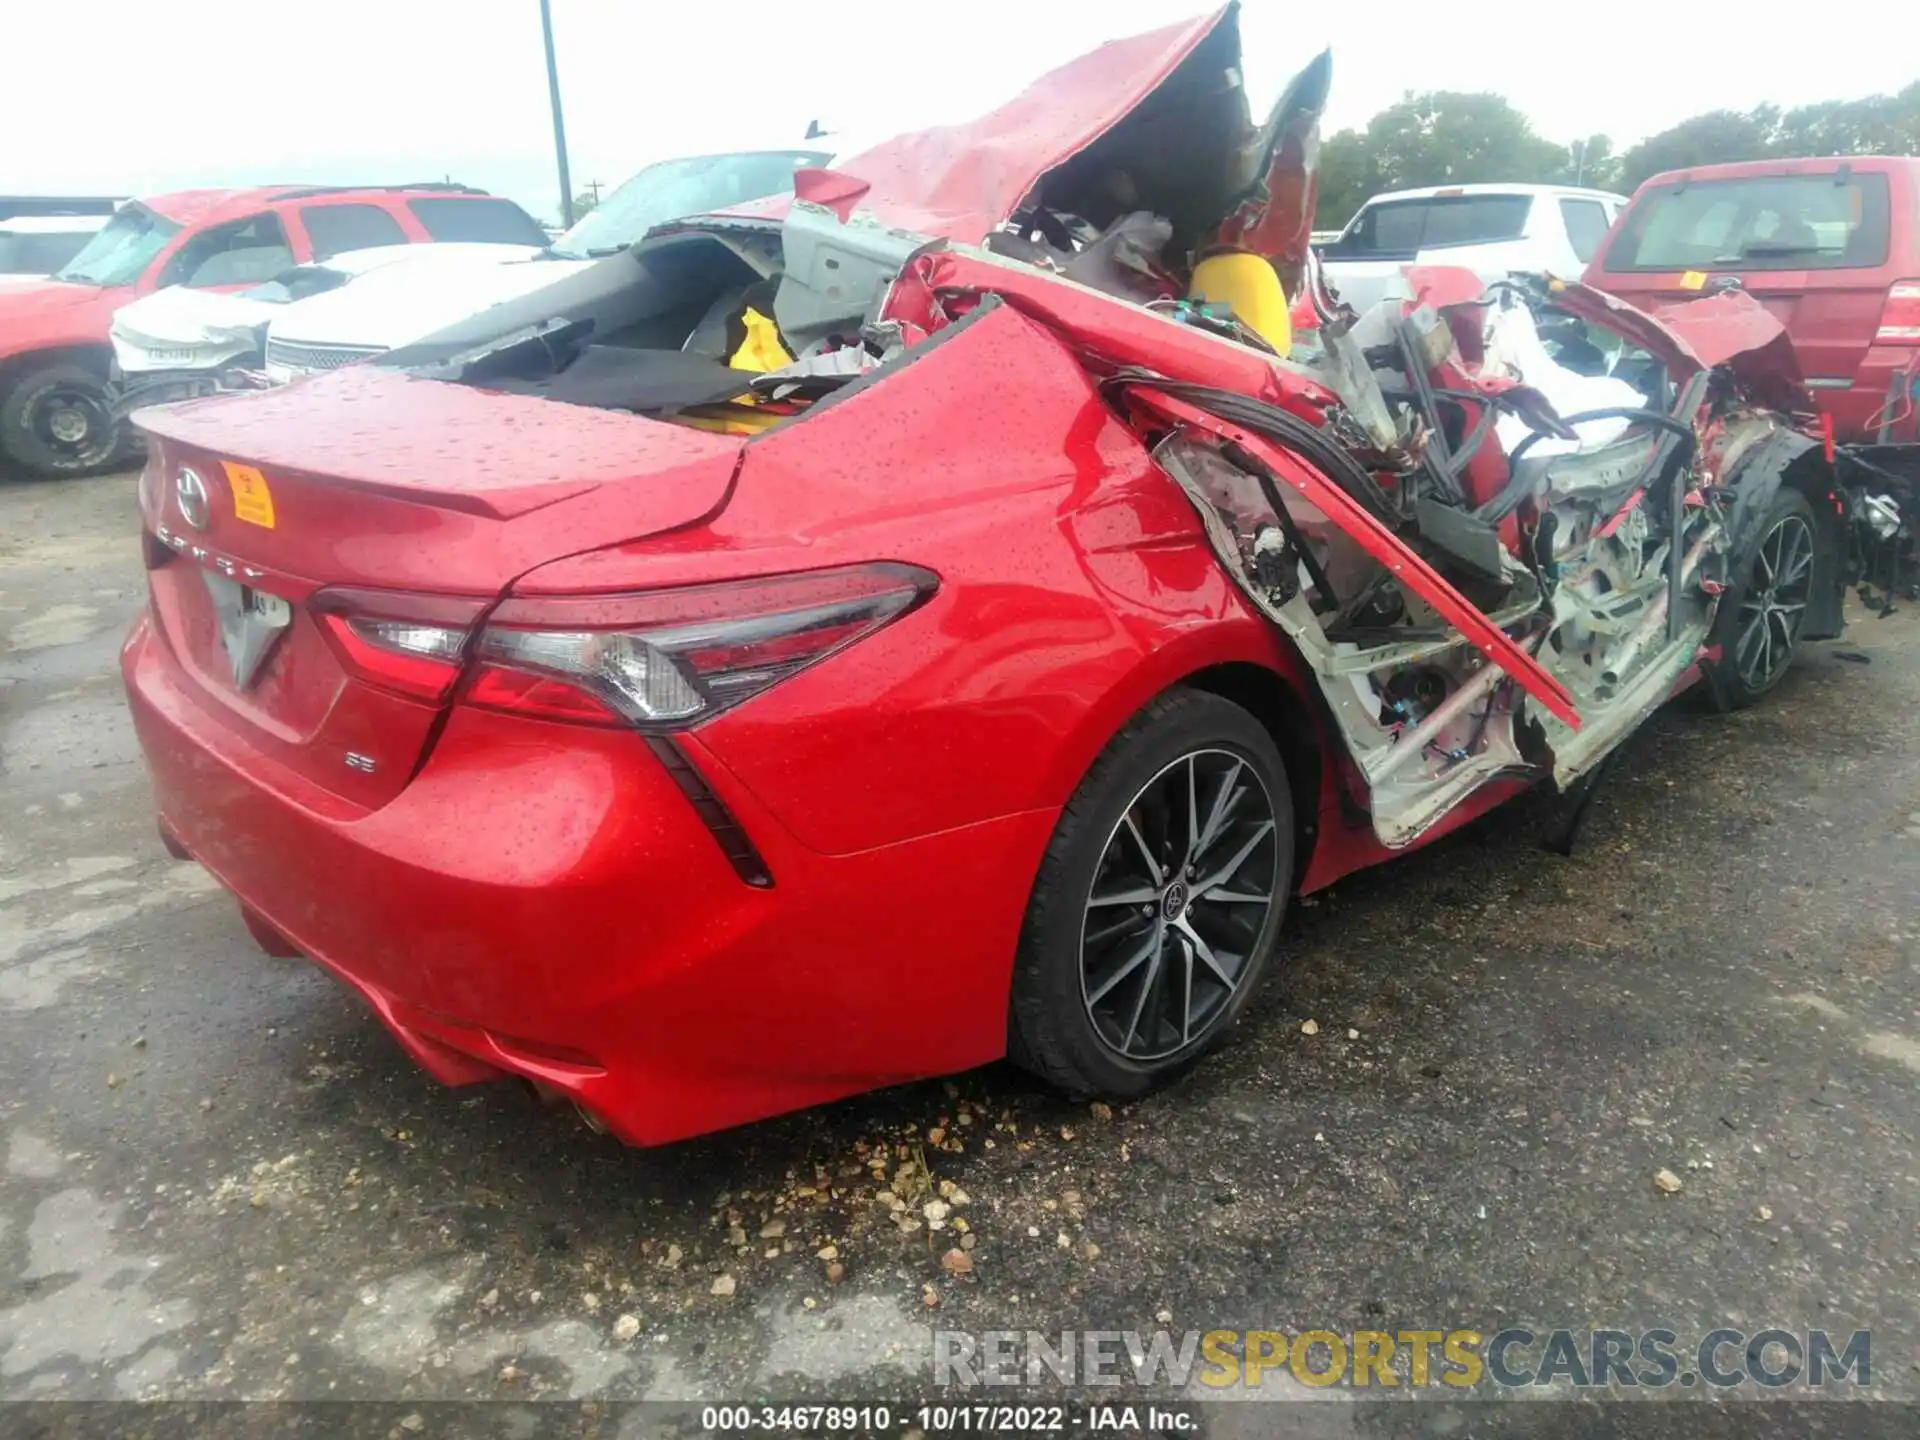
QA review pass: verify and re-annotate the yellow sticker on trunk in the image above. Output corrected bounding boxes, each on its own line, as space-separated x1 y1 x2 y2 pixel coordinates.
221 462 276 528
1678 270 1708 290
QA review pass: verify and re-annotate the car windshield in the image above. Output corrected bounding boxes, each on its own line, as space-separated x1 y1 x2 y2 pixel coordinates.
548 150 829 259
1605 172 1892 272
52 204 181 286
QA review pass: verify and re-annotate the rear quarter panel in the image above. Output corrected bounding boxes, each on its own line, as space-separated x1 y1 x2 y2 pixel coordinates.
514 302 1329 857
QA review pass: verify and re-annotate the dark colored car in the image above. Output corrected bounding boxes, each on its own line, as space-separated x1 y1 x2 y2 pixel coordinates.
1586 156 1920 443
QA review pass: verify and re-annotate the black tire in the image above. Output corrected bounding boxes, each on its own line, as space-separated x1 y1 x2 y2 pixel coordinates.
1008 688 1294 1098
0 361 132 478
1704 487 1819 711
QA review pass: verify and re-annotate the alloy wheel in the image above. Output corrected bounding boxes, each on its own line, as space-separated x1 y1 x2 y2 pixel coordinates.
1735 512 1814 692
33 384 115 468
1079 748 1280 1062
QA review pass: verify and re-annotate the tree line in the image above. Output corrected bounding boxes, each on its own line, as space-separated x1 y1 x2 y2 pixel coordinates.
1315 85 1920 230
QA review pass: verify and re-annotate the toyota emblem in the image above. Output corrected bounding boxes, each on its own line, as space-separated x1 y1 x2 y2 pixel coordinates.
175 467 211 530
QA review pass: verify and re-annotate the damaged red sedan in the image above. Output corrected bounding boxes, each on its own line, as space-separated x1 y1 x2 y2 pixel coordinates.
123 5 1852 1145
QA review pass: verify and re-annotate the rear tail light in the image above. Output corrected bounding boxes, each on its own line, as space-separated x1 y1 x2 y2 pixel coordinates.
466 562 937 729
1875 280 1920 343
311 589 488 704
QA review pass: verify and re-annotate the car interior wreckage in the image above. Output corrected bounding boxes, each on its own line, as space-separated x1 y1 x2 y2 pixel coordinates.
358 6 1852 854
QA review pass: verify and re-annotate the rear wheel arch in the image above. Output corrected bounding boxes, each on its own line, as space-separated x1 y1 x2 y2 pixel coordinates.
1704 483 1821 710
1033 622 1329 870
1721 432 1846 642
1178 661 1327 888
1778 448 1847 639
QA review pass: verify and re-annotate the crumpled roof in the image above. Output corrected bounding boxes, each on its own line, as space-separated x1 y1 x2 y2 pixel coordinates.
811 7 1233 244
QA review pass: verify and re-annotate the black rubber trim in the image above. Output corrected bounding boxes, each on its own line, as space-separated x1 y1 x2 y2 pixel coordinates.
643 736 773 888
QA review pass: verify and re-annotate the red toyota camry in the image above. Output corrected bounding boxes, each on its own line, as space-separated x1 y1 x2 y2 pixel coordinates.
124 6 1851 1144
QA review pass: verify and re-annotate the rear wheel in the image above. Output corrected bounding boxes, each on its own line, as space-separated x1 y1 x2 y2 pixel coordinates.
0 361 131 477
1706 487 1817 710
1008 689 1293 1098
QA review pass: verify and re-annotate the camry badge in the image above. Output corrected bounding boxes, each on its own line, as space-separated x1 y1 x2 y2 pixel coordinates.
175 467 211 530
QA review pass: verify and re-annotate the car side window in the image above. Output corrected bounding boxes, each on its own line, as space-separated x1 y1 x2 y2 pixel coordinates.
1368 205 1424 253
1559 199 1611 264
158 213 296 288
299 203 408 260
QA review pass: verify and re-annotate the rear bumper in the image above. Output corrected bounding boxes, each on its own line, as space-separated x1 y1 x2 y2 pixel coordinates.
1819 349 1920 443
122 609 1054 1145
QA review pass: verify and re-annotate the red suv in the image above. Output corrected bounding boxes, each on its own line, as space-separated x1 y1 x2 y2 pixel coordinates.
0 184 547 477
1585 156 1920 442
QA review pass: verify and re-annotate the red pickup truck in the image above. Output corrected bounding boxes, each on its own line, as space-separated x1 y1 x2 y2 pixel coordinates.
0 183 546 477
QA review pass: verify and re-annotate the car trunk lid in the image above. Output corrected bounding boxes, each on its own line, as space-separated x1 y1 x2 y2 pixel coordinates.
134 366 745 807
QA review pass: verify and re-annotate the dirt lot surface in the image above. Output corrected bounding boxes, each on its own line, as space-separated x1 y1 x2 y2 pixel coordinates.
2 468 1916 1435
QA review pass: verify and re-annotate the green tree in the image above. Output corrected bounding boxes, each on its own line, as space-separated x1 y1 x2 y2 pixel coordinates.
1314 92 1570 231
1558 134 1619 191
1365 91 1567 191
1617 107 1777 191
1315 128 1380 231
1314 82 1919 233
1772 86 1920 157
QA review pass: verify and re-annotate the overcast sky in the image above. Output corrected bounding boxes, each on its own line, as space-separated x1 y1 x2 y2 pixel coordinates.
8 0 1914 222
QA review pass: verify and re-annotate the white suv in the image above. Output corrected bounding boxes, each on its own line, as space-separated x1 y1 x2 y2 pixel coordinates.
1318 183 1628 315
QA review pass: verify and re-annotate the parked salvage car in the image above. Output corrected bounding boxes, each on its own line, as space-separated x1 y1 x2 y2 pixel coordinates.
0 184 545 476
109 242 549 414
0 214 109 278
1321 183 1628 317
1585 156 1920 445
123 4 1860 1147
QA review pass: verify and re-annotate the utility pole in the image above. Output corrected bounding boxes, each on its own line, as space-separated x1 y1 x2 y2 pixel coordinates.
1573 137 1587 187
539 0 574 227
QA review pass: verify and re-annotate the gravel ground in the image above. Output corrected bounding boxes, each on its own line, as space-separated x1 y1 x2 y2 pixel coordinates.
1 468 1916 1434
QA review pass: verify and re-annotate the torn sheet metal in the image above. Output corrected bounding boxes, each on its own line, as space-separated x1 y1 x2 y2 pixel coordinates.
805 8 1231 244
1548 281 1813 416
1125 384 1580 728
785 2 1321 285
109 287 282 376
1205 47 1331 298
